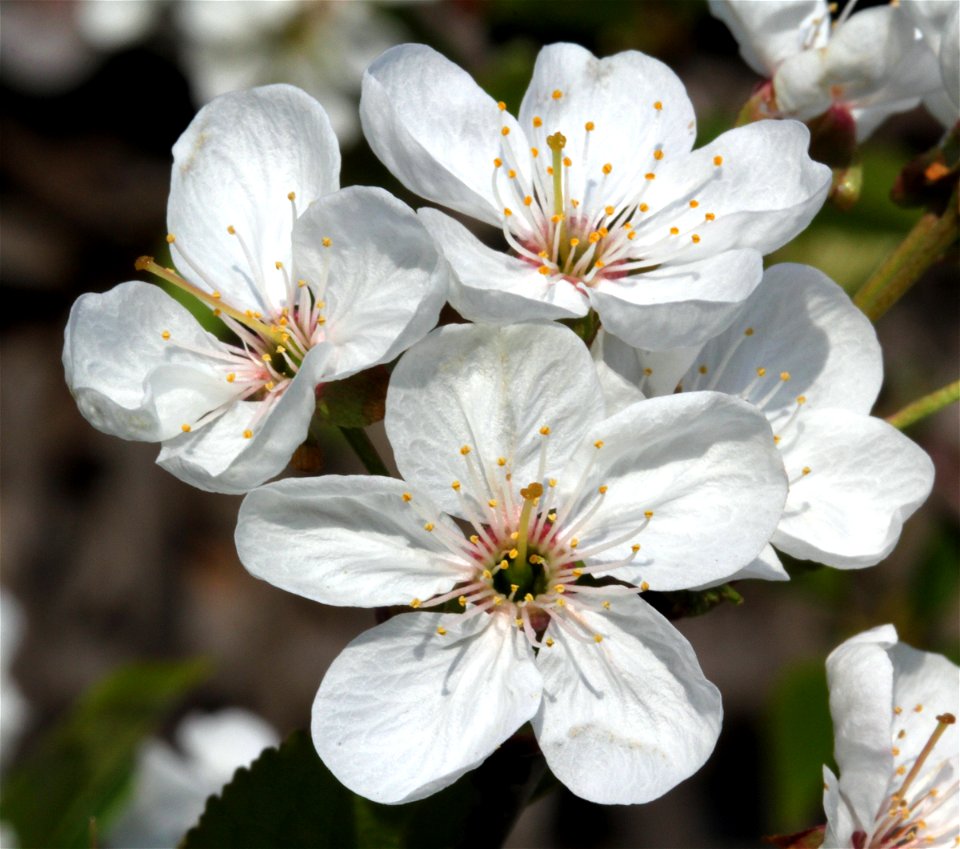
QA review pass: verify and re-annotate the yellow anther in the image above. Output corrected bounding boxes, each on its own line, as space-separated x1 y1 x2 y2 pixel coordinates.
594 634 603 643
451 480 461 491
699 365 708 375
554 584 566 594
538 265 551 275
287 191 296 201
627 232 637 240
460 445 471 455
569 538 579 548
503 208 513 217
213 309 221 316
524 593 534 603
545 637 555 647
497 100 506 111
895 706 903 714
508 548 519 559
713 155 723 166
631 544 641 553
670 227 679 236
436 626 447 636
744 327 754 336
498 560 508 570
640 581 650 591
424 522 435 532
551 213 562 223
482 569 492 580
604 206 615 217
510 583 519 594
914 703 923 712
402 492 412 502
653 149 664 161
488 499 498 509
493 157 503 168
469 535 480 545
226 373 236 383
645 172 656 180
892 747 900 756
243 429 253 439
548 478 557 487
552 89 563 99
227 225 236 234
639 202 649 212
598 485 608 495
275 261 284 270
530 147 539 157
773 435 782 444
515 618 523 628
494 596 504 606
181 423 192 433
588 232 601 244
497 457 507 466
594 440 604 449
212 291 221 299
501 127 510 137
757 367 767 377
602 601 611 609
602 163 613 175
594 260 605 269
507 169 517 178
571 199 580 208
524 195 533 206
410 598 422 608
161 330 171 340
898 729 906 739
165 233 176 244
644 510 654 519
539 425 551 435
692 234 701 243
598 227 608 238
458 595 467 607
585 121 595 131
897 765 906 775
705 212 716 221
643 367 652 376
264 381 275 391
780 371 791 381
689 200 699 208
653 100 663 110
572 568 583 577
563 156 572 167
510 531 519 540
802 466 811 476
569 237 581 247
297 279 307 288
797 395 807 405
261 353 273 362
322 237 332 247
275 346 286 355
556 597 566 607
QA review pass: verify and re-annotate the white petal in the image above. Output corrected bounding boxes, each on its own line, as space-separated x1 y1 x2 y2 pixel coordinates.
312 611 542 804
386 323 605 518
692 544 790 589
588 248 763 350
63 281 238 442
517 44 696 206
76 0 159 49
593 329 699 399
418 207 589 323
360 44 512 227
293 187 448 377
236 476 467 607
773 409 934 568
774 49 832 121
670 263 884 419
156 345 332 493
168 84 340 311
644 121 832 257
822 764 858 849
708 0 831 76
533 596 721 804
566 392 786 590
826 625 899 830
592 356 646 417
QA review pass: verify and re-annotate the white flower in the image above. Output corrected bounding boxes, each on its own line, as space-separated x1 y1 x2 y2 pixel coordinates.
108 709 279 849
236 323 788 804
595 263 935 577
1 592 27 770
821 625 958 849
360 42 831 350
63 84 448 494
900 0 960 127
709 0 943 141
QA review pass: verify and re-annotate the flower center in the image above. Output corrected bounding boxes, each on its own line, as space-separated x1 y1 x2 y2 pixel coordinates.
135 204 333 440
861 710 958 849
489 97 723 289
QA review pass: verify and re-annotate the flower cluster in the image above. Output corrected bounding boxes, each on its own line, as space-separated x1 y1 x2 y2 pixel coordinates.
61 30 949 824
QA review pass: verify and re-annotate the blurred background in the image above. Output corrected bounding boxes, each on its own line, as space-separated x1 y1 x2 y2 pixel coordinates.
1 1 957 847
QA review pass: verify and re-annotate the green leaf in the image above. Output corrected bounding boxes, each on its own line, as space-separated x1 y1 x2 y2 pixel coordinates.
182 729 546 849
764 660 834 833
0 659 209 849
315 366 390 429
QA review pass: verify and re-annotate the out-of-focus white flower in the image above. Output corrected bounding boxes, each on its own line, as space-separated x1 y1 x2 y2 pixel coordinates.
709 0 943 141
821 625 958 849
360 42 830 350
108 709 279 849
1 592 27 769
595 263 935 579
236 323 788 804
900 0 960 127
174 0 405 145
63 84 448 494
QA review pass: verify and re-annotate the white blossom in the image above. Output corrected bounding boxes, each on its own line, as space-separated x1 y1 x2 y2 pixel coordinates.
236 323 788 804
360 42 830 350
595 263 934 577
822 625 958 849
63 84 448 494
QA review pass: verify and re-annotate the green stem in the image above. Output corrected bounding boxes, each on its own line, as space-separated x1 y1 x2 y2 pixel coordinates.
853 189 958 321
886 380 960 430
339 426 391 477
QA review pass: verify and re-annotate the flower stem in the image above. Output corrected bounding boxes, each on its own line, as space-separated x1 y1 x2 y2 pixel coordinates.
853 189 958 321
886 380 960 430
339 426 391 477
